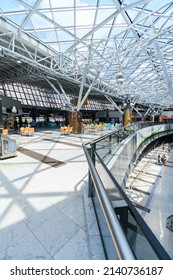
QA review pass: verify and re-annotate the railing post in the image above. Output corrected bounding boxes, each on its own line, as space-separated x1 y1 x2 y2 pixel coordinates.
117 130 120 143
109 134 112 154
113 201 129 234
87 145 95 197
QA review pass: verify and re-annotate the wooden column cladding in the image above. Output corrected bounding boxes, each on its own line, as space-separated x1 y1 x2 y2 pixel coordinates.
68 111 82 134
123 108 132 127
159 115 162 122
151 114 155 122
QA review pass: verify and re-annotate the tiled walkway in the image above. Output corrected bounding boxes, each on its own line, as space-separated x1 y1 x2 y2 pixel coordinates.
0 130 105 260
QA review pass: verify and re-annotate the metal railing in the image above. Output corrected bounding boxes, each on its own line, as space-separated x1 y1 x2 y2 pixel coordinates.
83 144 135 260
87 121 173 166
83 122 172 260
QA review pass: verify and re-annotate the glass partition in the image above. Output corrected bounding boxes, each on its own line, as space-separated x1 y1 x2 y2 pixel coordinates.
84 122 173 260
93 124 143 164
0 135 17 159
3 140 9 154
93 152 168 259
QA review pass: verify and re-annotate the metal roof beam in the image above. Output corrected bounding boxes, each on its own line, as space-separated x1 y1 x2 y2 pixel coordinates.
18 0 43 33
77 72 100 111
133 107 143 117
43 75 71 106
77 64 88 111
65 0 152 53
154 40 173 99
105 95 124 114
56 80 72 106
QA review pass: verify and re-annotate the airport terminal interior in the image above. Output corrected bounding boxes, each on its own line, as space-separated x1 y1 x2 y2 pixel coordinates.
0 0 173 260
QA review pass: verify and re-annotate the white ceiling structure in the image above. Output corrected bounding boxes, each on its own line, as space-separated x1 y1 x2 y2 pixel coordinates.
0 0 173 112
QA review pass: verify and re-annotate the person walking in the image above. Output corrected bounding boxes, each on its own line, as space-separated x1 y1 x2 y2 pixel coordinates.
161 154 167 165
158 154 161 165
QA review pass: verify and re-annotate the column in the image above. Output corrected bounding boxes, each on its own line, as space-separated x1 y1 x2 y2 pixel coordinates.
159 115 162 122
151 114 155 122
0 98 3 128
64 111 69 126
123 108 132 127
19 116 22 127
68 111 82 134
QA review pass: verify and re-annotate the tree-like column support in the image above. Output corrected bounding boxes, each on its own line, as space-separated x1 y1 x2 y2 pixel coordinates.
68 111 82 134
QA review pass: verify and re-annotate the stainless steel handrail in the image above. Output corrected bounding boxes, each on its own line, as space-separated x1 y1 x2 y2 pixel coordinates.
84 124 172 260
83 143 135 260
86 121 172 146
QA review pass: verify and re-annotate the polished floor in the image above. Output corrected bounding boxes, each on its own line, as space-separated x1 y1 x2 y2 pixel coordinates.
0 129 173 259
0 129 105 260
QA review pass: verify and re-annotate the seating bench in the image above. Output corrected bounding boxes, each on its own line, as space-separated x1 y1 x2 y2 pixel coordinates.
20 127 35 136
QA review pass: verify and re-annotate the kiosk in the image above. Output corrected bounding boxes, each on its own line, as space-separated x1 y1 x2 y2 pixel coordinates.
0 132 17 159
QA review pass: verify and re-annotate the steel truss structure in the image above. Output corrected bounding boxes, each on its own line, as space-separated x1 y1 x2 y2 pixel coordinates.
0 0 173 112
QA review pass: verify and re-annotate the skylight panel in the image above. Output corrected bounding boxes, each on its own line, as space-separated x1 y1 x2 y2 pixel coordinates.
0 0 25 12
99 0 114 5
30 13 55 29
41 0 74 9
21 0 36 5
127 9 140 21
7 14 26 26
37 0 50 9
77 0 97 6
56 30 75 42
22 20 33 30
159 19 173 29
123 0 144 5
76 9 95 26
50 11 74 26
76 28 93 37
92 28 110 40
96 8 117 25
37 30 57 42
110 26 130 39
146 0 172 12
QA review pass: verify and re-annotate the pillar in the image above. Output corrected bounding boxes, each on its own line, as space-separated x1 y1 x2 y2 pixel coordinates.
68 111 82 134
151 114 155 122
91 111 96 122
159 115 162 122
123 108 132 127
45 112 49 123
19 116 22 127
0 98 3 128
64 111 69 126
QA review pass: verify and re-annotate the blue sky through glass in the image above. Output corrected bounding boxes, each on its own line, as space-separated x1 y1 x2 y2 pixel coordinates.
0 0 24 12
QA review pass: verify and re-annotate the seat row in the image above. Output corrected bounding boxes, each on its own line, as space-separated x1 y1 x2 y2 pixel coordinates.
20 127 35 136
60 126 73 134
1 129 8 135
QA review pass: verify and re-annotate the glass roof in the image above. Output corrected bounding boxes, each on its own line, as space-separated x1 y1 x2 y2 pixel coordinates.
0 0 173 110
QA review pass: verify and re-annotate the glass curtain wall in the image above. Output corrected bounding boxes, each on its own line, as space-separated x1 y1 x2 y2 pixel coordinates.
0 82 115 111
